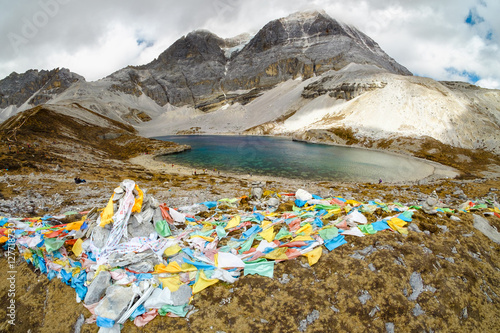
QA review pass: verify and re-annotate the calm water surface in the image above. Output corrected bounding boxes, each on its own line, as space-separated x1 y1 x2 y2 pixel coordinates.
155 135 435 182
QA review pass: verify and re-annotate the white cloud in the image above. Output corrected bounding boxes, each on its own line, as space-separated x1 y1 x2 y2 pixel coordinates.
0 0 498 89
476 78 500 89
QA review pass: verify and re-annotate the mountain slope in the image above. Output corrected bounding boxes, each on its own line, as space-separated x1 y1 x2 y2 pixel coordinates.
0 10 412 122
137 64 500 156
0 10 498 160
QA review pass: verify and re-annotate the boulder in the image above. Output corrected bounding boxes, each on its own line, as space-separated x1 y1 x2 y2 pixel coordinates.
84 271 111 305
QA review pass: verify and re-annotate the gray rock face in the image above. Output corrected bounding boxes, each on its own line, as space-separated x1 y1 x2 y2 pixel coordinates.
224 11 410 95
0 68 84 108
473 214 500 244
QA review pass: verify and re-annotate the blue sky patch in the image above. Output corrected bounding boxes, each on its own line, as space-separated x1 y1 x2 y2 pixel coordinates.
465 8 485 26
136 39 154 47
485 30 493 40
445 67 481 83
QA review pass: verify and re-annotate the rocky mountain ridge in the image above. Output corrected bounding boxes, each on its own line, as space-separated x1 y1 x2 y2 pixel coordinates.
0 10 498 160
0 10 410 116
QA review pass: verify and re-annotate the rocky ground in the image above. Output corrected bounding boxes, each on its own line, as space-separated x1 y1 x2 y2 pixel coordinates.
0 106 499 332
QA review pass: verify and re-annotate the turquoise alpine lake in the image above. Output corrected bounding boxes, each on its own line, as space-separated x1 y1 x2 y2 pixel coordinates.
155 135 436 182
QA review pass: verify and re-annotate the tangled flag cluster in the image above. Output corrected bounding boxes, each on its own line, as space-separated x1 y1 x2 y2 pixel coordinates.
1 180 499 332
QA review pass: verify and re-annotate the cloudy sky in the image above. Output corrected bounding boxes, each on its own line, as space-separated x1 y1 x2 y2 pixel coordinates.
0 0 498 88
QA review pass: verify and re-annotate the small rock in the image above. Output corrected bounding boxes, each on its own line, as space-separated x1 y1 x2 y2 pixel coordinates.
394 256 406 267
413 303 425 316
437 224 449 233
445 257 455 263
422 246 433 254
95 285 135 321
473 214 500 244
450 216 461 222
278 273 291 284
349 252 365 260
451 246 458 254
358 290 372 305
127 261 154 273
84 271 111 305
250 187 263 200
468 251 482 261
171 284 192 306
359 245 376 256
73 314 85 333
461 307 468 319
408 272 424 301
260 319 269 324
385 322 395 333
298 309 320 332
376 244 394 251
266 197 280 208
369 306 380 317
330 305 340 313
368 263 377 272
408 223 422 233
425 285 437 293
462 232 474 237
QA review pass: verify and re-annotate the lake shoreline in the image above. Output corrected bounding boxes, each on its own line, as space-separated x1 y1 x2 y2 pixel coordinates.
150 134 460 185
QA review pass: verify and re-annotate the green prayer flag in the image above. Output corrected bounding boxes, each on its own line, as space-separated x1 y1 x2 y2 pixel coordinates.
238 234 256 254
400 210 413 220
358 224 377 234
318 226 339 240
159 304 188 317
244 260 274 278
275 227 292 240
216 225 227 238
155 220 172 237
44 238 65 252
314 204 340 211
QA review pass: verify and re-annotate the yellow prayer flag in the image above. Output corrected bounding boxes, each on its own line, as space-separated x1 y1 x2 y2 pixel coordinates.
65 218 85 231
296 223 313 235
159 275 183 292
225 215 241 230
72 238 83 257
155 261 182 274
164 244 182 257
181 263 198 272
192 271 219 294
99 194 115 227
190 235 214 242
264 247 288 260
259 226 275 242
291 235 313 242
23 250 32 260
304 246 322 266
388 218 408 235
131 184 144 213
